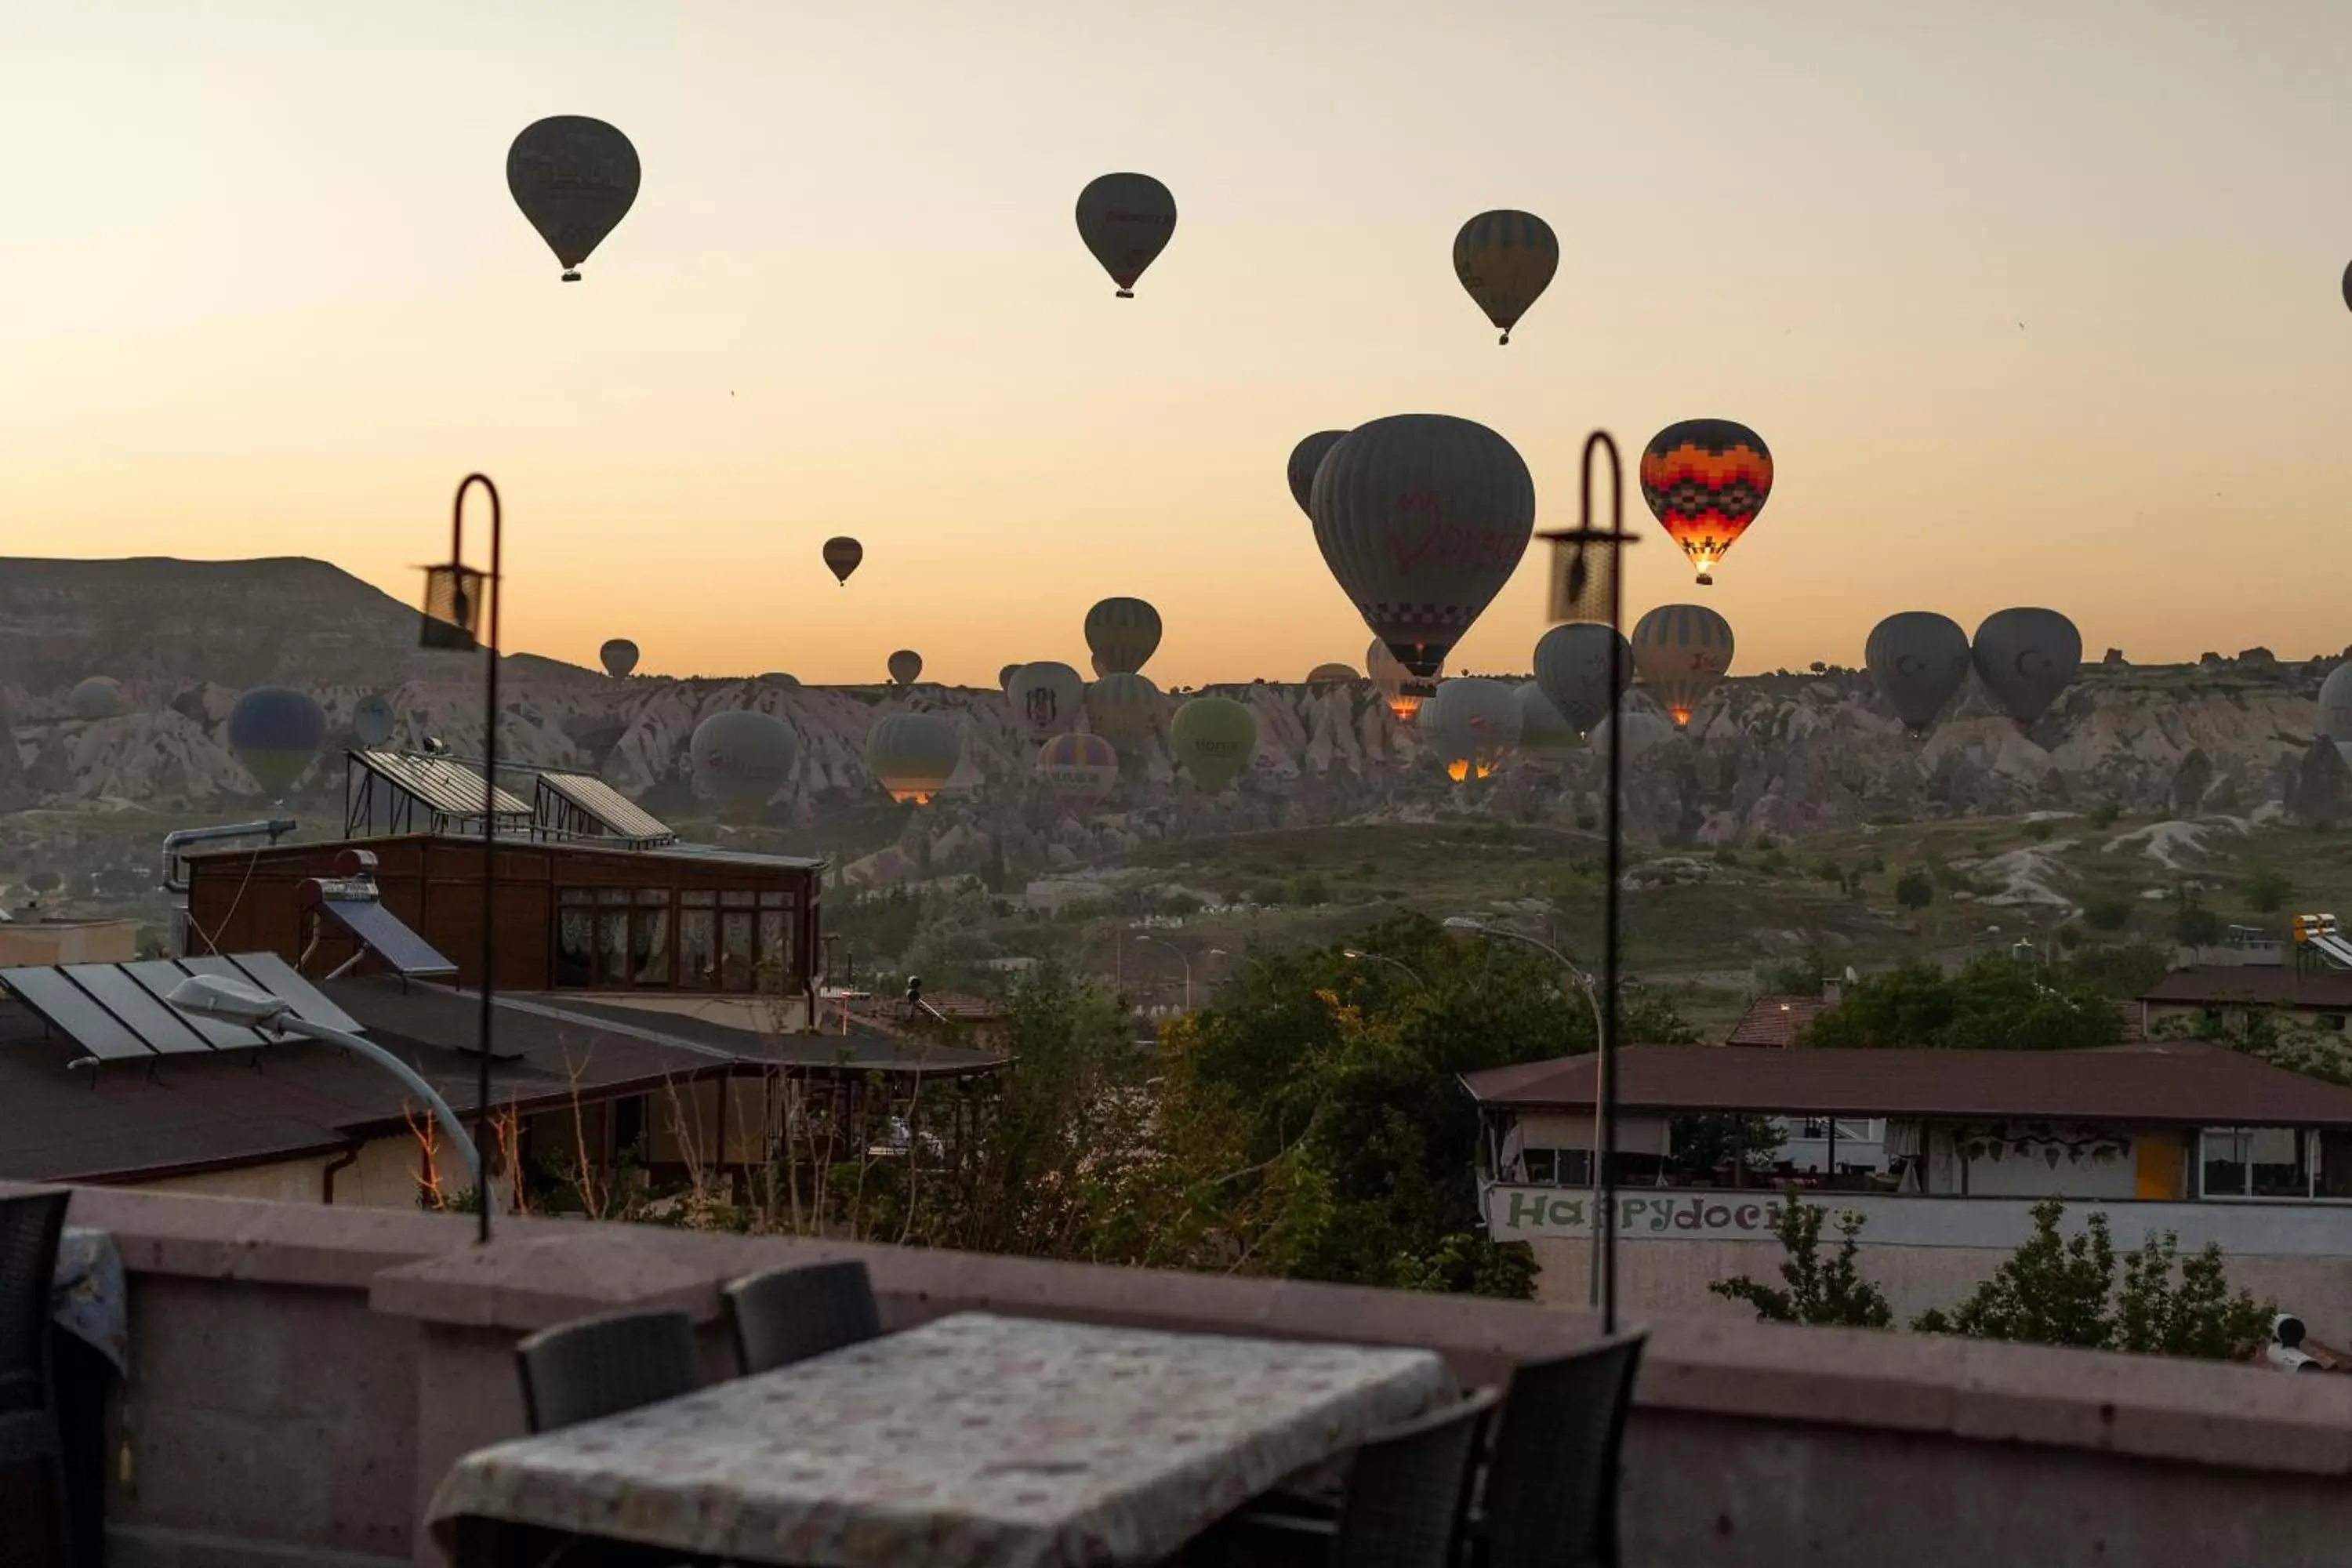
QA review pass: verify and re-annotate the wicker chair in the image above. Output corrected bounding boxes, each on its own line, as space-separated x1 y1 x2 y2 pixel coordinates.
1475 1333 1647 1568
514 1309 699 1434
723 1261 881 1376
0 1189 74 1567
1200 1388 1498 1568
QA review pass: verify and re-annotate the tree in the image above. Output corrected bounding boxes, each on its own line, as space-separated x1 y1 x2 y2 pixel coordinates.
2060 942 2169 999
2080 892 2132 932
1711 1203 1893 1328
1914 1199 2271 1361
2172 885 2223 947
1893 868 1934 911
1669 1113 1786 1180
1802 955 2124 1050
2244 866 2293 915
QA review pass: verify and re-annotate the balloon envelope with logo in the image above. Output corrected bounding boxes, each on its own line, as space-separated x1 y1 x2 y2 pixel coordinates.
1171 696 1257 792
1076 172 1177 296
1631 604 1734 729
1866 612 1971 735
1971 608 2081 726
1010 661 1085 741
1038 732 1120 805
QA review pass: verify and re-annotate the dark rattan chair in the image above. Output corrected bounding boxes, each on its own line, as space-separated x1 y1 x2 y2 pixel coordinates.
723 1260 881 1376
0 1189 74 1567
1201 1387 1498 1568
514 1309 700 1435
1476 1332 1647 1568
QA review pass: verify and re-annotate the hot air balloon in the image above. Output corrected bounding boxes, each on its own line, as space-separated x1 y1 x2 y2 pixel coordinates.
1420 677 1523 782
352 693 397 750
1311 415 1536 678
1085 673 1162 750
227 687 326 799
1453 210 1559 345
1076 172 1176 297
866 713 963 804
599 638 639 680
998 662 1022 696
887 649 924 687
1631 604 1734 728
68 677 122 720
1287 430 1348 517
1306 662 1359 686
1010 661 1085 740
2321 665 2352 759
2343 260 2351 314
690 710 797 815
822 537 863 586
1367 639 1426 724
506 117 640 281
1866 612 1973 736
1037 732 1120 805
1972 608 2081 728
1171 696 1256 792
1532 622 1631 735
1516 682 1581 761
1083 597 1162 676
1639 419 1773 585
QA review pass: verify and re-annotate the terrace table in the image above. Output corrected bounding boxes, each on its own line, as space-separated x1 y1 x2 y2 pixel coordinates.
428 1310 1447 1568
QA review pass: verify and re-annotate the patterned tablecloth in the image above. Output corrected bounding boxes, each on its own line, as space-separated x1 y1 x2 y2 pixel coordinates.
428 1310 1446 1568
55 1226 129 1377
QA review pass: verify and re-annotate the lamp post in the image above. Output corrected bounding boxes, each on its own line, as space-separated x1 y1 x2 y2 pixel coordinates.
1129 933 1192 1012
1529 428 1636 1334
166 975 481 1192
421 473 503 1243
1340 948 1426 988
1444 916 1609 1309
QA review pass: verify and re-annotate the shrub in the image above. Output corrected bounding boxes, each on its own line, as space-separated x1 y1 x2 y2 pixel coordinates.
1756 848 1791 876
2024 820 2054 843
1893 868 1934 911
2081 893 2132 931
2088 801 2121 829
2245 866 2292 915
1711 1203 1892 1328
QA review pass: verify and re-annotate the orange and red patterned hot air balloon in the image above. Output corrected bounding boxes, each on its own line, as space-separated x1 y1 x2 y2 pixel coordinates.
1639 419 1773 586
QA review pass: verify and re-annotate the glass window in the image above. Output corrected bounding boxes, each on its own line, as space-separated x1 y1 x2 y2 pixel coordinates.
679 909 717 988
759 890 788 909
2201 1130 2249 1197
558 886 594 907
758 910 789 986
556 908 593 987
597 909 630 986
597 888 630 906
721 889 757 908
2322 1132 2352 1199
721 911 757 992
636 887 670 906
633 907 671 987
1523 1149 1556 1185
681 889 716 907
2251 1127 2309 1196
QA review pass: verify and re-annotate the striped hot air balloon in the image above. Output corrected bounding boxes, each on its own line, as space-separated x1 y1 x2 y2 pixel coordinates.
866 713 963 804
1083 597 1162 676
1631 604 1734 729
1037 732 1119 805
1085 673 1161 751
1452 210 1559 345
1639 419 1773 585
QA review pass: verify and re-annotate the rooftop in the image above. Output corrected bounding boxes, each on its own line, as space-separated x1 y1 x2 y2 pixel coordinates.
1726 994 1825 1047
1461 1040 2352 1127
2140 964 2352 1010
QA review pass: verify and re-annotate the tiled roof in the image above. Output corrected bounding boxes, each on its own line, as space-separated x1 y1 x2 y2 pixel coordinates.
1726 995 1825 1047
1462 1040 2352 1127
2140 965 2352 1010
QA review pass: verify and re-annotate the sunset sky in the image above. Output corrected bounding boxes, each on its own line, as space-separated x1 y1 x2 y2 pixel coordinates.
2 1 2346 688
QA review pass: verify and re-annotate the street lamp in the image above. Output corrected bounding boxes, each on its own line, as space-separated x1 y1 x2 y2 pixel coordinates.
166 975 481 1196
1444 915 1610 1310
1340 948 1425 988
1129 933 1192 1012
420 472 503 1244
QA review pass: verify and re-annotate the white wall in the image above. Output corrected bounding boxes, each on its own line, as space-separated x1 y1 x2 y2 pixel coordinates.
1963 1147 2140 1199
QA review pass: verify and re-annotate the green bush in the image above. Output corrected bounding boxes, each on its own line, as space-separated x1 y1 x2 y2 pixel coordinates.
2081 893 2132 931
1893 868 1934 911
1756 848 1791 876
2024 820 2054 843
2244 866 2293 915
2088 801 2121 829
1711 1203 1892 1328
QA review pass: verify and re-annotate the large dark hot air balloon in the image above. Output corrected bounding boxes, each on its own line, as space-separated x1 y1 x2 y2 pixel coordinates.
822 537 862 586
506 117 640 281
1640 419 1773 585
1972 608 2081 727
1866 612 1972 735
1286 430 1347 517
867 713 963 804
1420 677 1521 781
599 638 639 680
1310 415 1536 680
691 710 796 815
1452 210 1559 345
1076 173 1176 297
2342 260 2351 314
227 686 327 799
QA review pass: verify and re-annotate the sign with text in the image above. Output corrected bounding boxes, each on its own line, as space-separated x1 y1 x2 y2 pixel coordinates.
1490 1186 1790 1240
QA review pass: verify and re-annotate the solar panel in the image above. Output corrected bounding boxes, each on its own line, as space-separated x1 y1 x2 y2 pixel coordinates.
321 898 456 977
122 960 270 1050
212 952 364 1036
62 964 214 1055
0 967 154 1061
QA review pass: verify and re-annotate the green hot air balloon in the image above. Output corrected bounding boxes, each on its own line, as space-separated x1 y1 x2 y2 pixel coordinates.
506 117 640 281
690 710 797 816
227 686 326 799
1171 696 1257 792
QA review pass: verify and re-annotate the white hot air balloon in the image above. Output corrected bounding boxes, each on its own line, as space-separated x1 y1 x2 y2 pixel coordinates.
1419 677 1523 782
1009 661 1085 741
